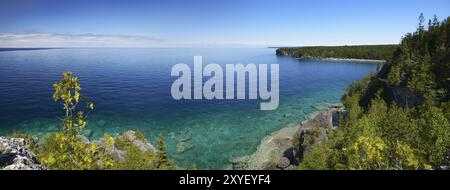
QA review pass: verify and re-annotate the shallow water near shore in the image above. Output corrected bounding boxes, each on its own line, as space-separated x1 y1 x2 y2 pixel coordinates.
0 48 378 169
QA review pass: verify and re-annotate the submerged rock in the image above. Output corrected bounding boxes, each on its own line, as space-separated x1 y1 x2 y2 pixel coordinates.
46 124 59 132
283 113 292 118
32 120 42 127
177 131 192 142
0 137 45 170
229 126 298 170
97 120 107 127
176 142 193 153
82 129 93 138
229 106 343 170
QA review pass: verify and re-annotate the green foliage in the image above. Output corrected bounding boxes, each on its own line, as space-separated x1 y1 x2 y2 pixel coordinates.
155 133 174 169
298 93 441 170
277 45 398 60
37 71 115 170
114 137 158 170
103 133 114 149
384 15 449 100
419 106 450 165
344 136 388 170
298 15 450 170
37 133 115 170
341 73 381 109
343 135 421 170
390 141 422 169
387 65 402 86
10 131 34 139
114 133 175 170
303 125 321 147
297 143 331 170
135 130 146 142
342 92 362 122
52 71 94 136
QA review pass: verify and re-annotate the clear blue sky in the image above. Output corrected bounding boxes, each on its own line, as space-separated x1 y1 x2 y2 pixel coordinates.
0 0 449 47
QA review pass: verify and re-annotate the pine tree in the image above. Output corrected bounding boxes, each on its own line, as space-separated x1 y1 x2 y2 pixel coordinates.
418 13 425 32
155 133 173 169
432 15 440 27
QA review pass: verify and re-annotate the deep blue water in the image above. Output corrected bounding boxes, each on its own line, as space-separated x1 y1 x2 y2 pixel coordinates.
0 48 378 169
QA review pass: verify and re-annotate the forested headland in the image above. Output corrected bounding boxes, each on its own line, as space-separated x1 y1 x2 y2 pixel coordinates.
276 45 398 61
296 14 450 170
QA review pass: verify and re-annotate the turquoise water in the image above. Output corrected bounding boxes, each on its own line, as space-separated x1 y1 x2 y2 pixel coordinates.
0 48 378 169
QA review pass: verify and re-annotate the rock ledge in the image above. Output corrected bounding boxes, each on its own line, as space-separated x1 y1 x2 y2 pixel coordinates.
0 137 45 170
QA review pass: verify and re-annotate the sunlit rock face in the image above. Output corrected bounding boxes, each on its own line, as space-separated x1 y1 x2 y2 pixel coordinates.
0 137 45 170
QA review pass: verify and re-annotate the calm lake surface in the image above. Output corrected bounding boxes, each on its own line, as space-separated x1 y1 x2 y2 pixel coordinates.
0 48 378 169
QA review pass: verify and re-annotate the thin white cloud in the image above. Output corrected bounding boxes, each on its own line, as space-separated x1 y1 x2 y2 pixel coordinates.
0 31 273 48
0 32 165 48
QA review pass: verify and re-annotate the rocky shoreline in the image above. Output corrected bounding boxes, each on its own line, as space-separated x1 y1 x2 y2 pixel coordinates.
0 137 45 170
0 130 158 170
2 106 345 170
228 103 344 170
